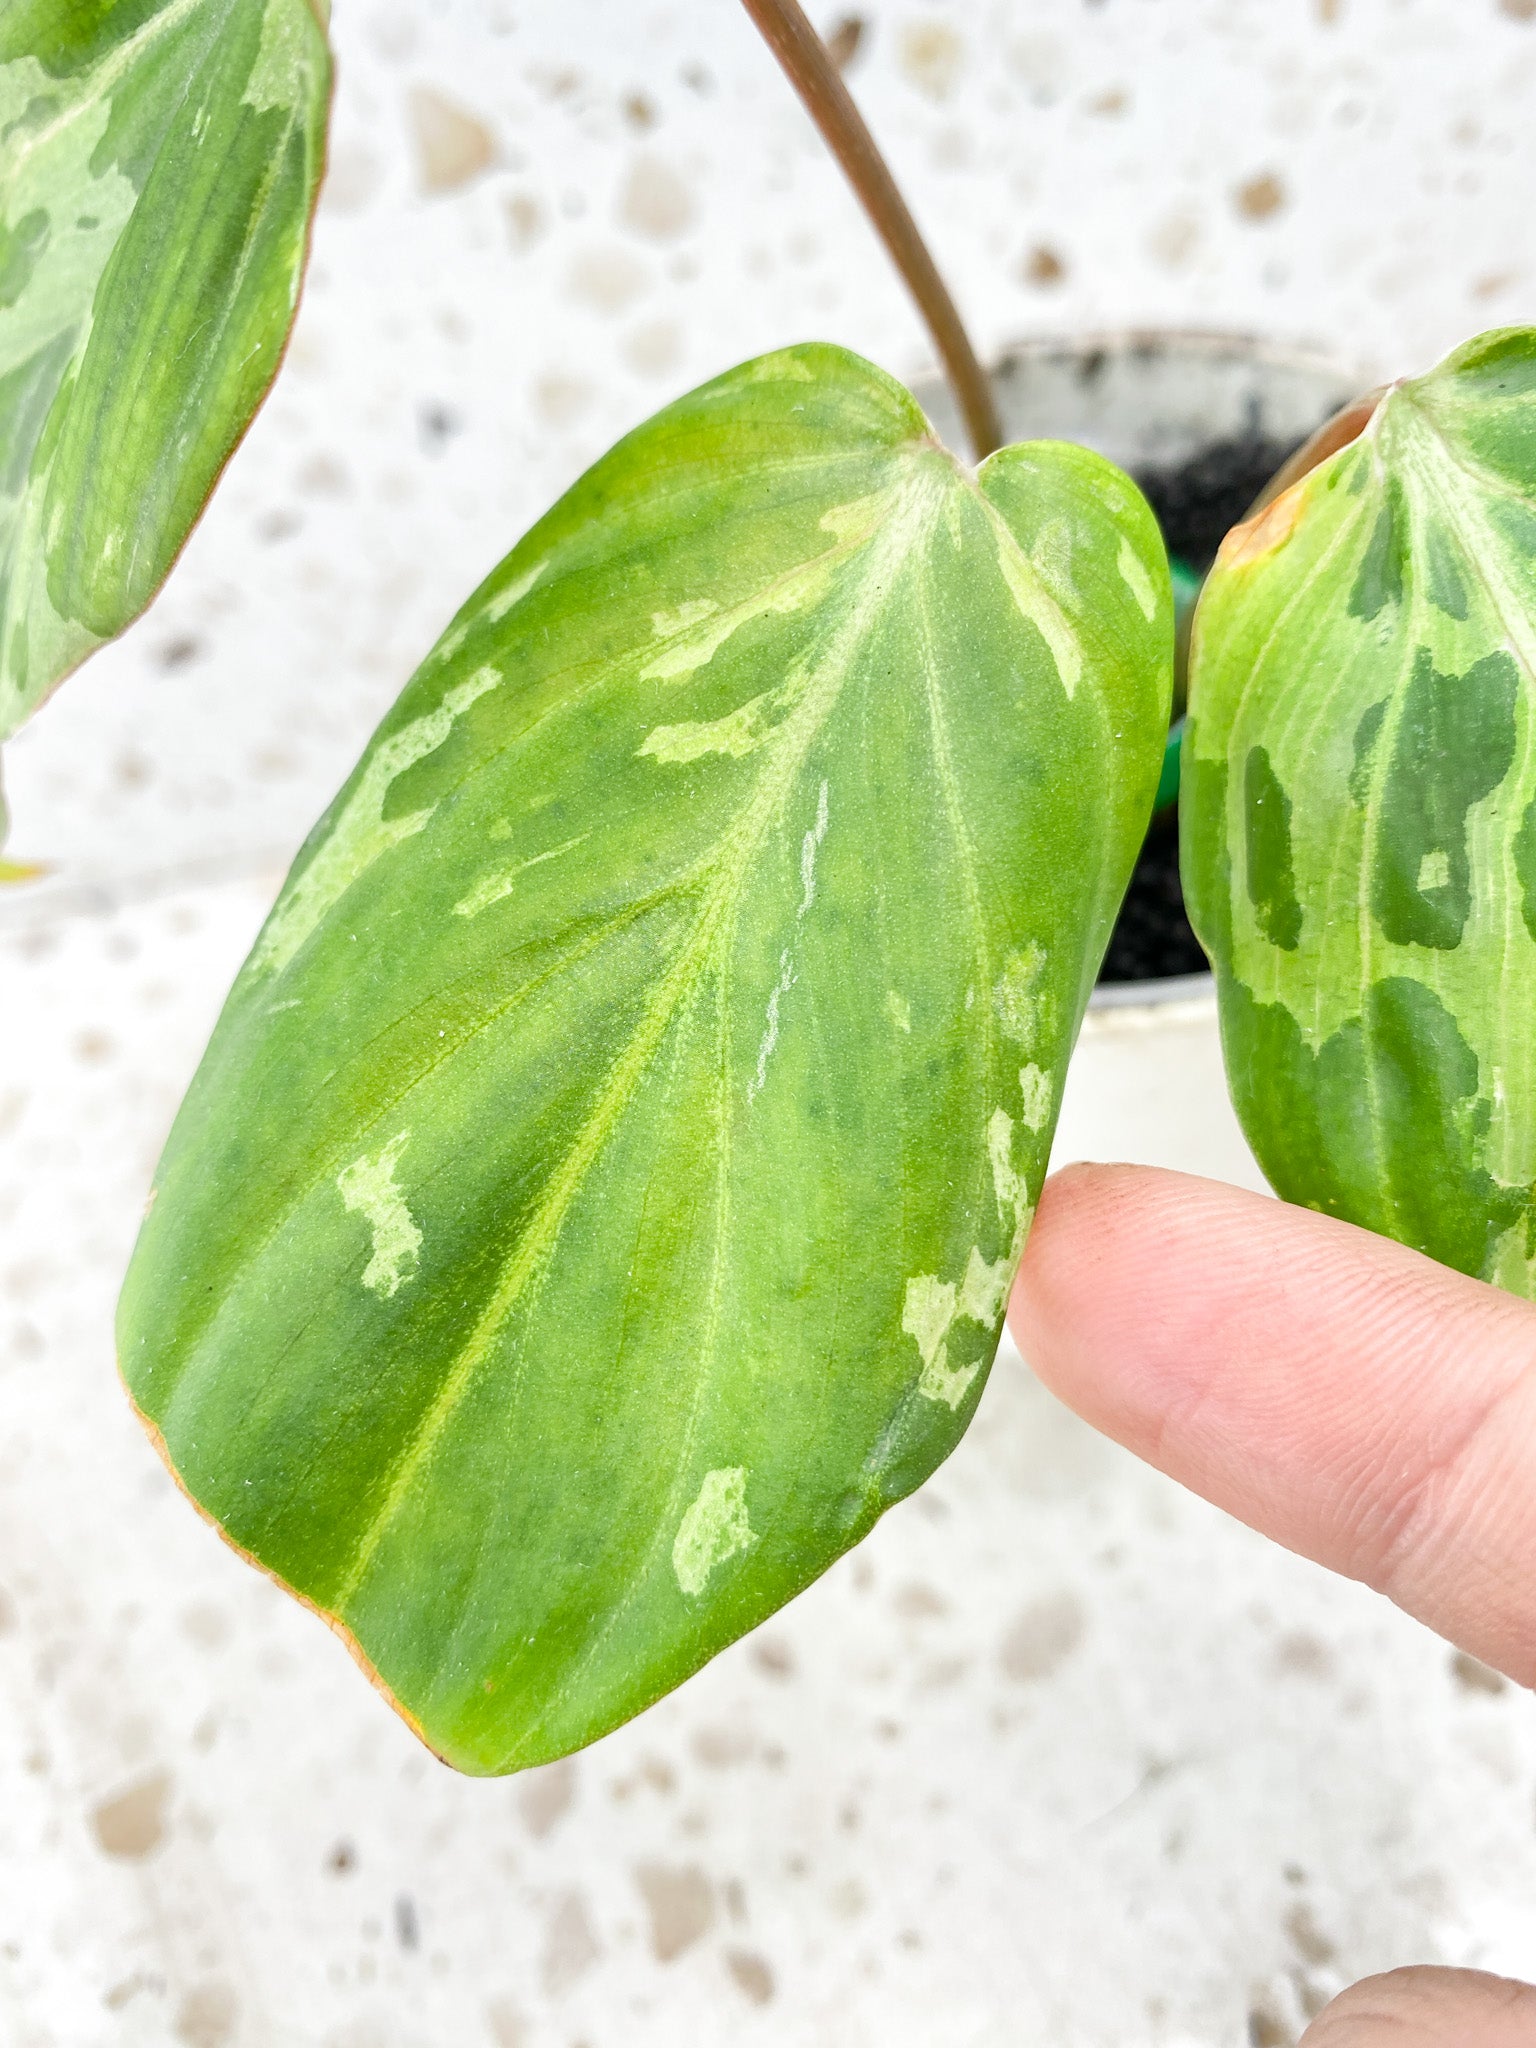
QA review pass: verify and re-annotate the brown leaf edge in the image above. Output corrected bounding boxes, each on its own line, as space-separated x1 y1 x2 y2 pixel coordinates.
120 1367 450 1769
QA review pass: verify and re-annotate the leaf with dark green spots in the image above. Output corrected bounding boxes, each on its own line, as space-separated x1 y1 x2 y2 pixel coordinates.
1244 745 1301 950
1185 325 1536 1293
1370 648 1516 951
117 345 1172 1772
1432 328 1536 488
1348 700 1387 805
1347 474 1407 621
1488 493 1536 558
1423 518 1470 621
1219 975 1526 1280
0 0 331 739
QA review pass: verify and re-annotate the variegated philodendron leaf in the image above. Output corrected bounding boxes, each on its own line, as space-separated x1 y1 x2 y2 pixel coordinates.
0 0 331 740
1184 326 1536 1295
118 345 1172 1773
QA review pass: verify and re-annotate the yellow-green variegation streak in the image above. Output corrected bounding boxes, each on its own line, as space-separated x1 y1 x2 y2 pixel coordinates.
0 0 330 740
1184 326 1536 1295
118 346 1171 1773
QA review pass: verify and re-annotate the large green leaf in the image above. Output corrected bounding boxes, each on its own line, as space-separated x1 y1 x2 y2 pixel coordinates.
0 0 331 739
119 345 1171 1773
1184 326 1536 1293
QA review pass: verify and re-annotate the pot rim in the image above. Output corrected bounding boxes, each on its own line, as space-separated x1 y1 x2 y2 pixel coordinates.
1089 967 1214 1013
914 323 1375 397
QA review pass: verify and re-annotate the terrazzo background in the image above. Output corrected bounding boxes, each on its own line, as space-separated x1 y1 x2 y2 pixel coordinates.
5 3 1536 2044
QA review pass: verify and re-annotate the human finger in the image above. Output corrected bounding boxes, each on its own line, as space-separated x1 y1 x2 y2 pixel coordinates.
1008 1163 1536 1684
1300 1965 1536 2044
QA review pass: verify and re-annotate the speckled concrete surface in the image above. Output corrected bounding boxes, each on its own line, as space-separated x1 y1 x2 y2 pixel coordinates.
5 4 1536 2044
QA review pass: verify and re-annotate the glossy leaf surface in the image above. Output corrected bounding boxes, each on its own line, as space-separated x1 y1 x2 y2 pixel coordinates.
0 0 330 738
120 345 1172 1772
1185 327 1536 1293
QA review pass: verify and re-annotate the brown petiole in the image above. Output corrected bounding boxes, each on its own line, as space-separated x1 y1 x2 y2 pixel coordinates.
738 0 1004 464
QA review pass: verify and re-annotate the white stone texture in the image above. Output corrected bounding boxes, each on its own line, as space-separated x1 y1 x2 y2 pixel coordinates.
4 3 1536 2044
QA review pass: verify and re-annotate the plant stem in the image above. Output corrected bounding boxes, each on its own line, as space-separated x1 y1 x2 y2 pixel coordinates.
739 0 1004 462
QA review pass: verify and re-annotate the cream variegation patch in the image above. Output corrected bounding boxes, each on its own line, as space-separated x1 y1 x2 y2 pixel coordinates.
994 943 1047 1046
673 1468 753 1596
1417 848 1452 891
902 1274 956 1370
484 557 548 623
454 831 591 918
1117 536 1157 620
988 1108 1027 1220
749 950 797 1100
989 518 1083 699
746 349 815 384
957 1246 1011 1325
651 597 718 640
640 692 770 763
253 665 502 975
903 1241 1010 1411
245 0 312 111
640 556 835 682
337 1132 422 1299
1019 1062 1052 1132
1033 518 1077 602
902 1274 975 1410
799 779 830 912
903 1096 1031 1412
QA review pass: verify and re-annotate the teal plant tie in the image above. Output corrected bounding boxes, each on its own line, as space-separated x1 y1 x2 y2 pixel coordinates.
1155 715 1186 814
1154 554 1203 813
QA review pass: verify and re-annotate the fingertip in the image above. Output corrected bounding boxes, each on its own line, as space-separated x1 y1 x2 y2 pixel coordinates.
1010 1163 1284 1457
1007 1164 1536 1683
1301 1966 1536 2044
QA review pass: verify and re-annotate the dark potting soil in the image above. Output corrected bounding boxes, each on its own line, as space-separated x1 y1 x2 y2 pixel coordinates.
1095 427 1312 985
1135 432 1304 574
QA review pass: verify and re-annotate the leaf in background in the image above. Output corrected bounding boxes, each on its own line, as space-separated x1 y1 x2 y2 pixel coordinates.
119 345 1172 1773
1184 326 1536 1294
0 754 41 881
0 0 331 741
